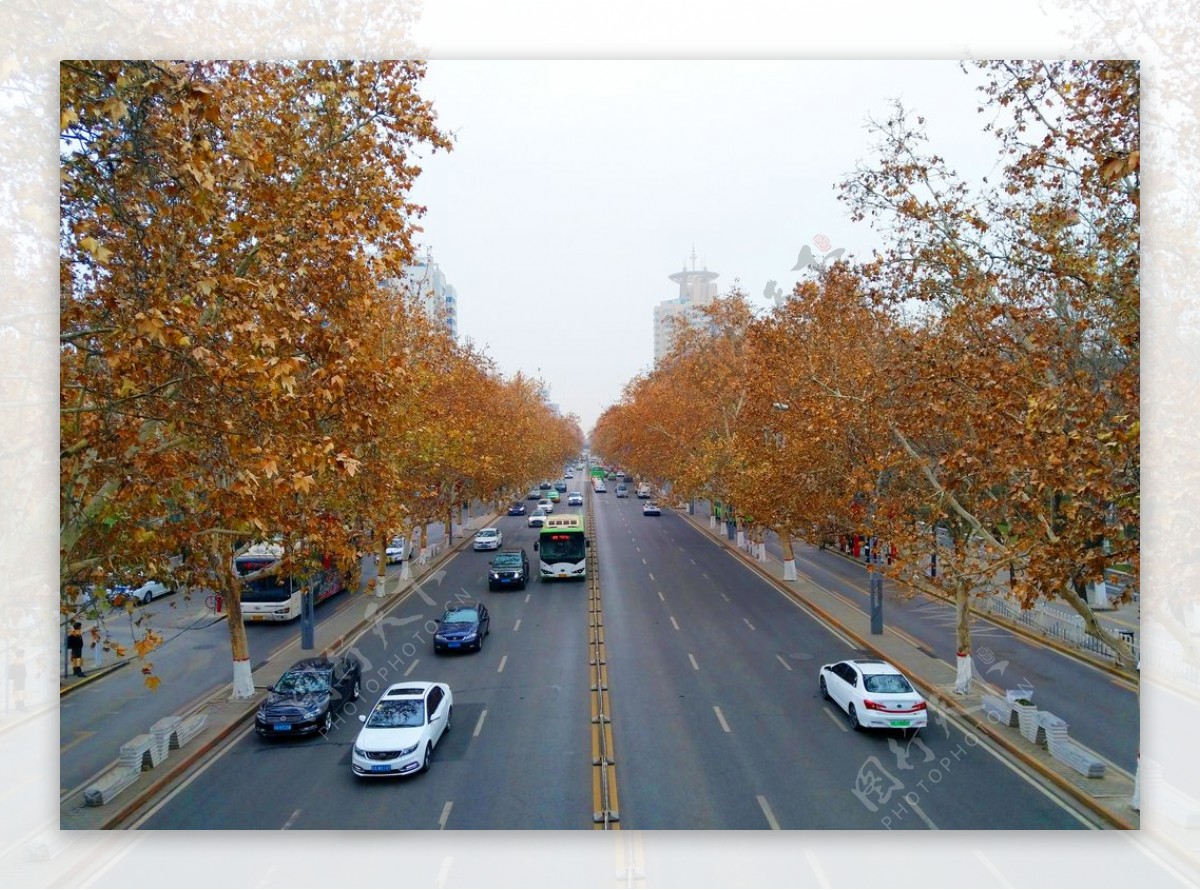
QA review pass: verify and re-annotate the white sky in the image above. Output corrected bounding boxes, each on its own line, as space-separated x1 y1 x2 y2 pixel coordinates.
406 60 1004 433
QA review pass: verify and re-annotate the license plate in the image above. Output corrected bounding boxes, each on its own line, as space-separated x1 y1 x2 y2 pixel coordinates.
273 723 292 731
251 615 264 621
448 642 460 648
370 764 391 773
890 719 910 727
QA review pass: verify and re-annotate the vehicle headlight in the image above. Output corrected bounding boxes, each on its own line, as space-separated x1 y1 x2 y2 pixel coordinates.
463 631 477 641
353 745 366 757
397 743 418 757
489 571 500 580
435 632 448 641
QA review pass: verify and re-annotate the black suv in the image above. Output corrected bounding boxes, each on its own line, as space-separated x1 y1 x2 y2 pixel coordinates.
488 549 530 590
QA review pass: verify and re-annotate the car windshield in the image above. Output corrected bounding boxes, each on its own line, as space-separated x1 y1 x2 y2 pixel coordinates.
477 530 497 538
442 608 479 624
274 669 331 695
492 553 522 567
366 699 425 728
863 673 914 694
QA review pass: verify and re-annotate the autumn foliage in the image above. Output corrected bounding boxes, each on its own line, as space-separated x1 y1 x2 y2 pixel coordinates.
594 61 1138 661
60 61 581 692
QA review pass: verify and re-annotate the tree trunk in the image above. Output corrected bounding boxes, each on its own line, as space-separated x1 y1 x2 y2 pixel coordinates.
778 529 798 581
953 580 973 693
375 531 388 596
1063 577 1136 665
211 537 255 700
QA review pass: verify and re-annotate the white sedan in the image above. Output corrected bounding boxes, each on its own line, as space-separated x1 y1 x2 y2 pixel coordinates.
818 658 927 733
351 681 452 777
536 498 554 514
473 528 502 550
385 537 406 564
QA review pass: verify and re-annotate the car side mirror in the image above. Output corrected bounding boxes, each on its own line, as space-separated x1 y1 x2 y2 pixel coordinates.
533 542 538 551
358 714 367 723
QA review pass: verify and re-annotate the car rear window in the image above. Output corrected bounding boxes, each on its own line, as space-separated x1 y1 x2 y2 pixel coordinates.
863 673 914 694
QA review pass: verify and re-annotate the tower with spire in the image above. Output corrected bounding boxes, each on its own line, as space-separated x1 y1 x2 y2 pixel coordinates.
654 248 720 364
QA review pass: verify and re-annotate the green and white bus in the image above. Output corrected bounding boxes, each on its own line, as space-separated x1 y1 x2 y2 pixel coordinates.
533 514 588 582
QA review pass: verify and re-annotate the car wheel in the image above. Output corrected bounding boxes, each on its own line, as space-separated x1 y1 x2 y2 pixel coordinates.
847 704 861 731
321 711 333 734
475 635 484 652
819 675 829 700
421 742 432 773
141 591 153 605
350 679 360 701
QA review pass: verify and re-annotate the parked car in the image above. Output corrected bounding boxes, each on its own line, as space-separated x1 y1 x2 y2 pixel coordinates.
488 549 530 590
508 503 527 516
434 602 490 653
554 481 567 492
567 491 584 506
642 501 661 516
528 508 548 528
818 658 928 733
385 537 406 564
351 681 452 777
107 579 173 606
537 498 554 514
615 484 629 498
256 655 362 737
473 527 502 551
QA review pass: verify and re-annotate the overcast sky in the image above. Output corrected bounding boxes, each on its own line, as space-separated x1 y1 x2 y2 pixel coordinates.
406 60 1003 434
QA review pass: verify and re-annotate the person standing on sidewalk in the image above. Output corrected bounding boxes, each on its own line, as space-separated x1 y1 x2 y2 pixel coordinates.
67 621 85 677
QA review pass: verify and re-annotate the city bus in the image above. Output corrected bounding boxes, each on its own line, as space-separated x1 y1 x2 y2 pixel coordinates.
533 514 588 582
235 542 348 621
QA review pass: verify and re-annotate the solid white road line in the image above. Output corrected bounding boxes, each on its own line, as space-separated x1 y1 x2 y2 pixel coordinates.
909 799 939 830
822 706 849 732
713 706 731 733
688 653 700 670
404 659 419 676
473 709 488 737
669 616 680 630
438 801 453 830
775 654 793 671
497 655 507 673
757 795 780 830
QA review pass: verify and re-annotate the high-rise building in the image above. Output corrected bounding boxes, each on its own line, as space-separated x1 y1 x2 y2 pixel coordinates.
653 250 719 364
387 256 458 339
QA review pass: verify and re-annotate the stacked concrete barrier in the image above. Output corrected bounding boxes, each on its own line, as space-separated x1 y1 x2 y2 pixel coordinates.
83 712 208 806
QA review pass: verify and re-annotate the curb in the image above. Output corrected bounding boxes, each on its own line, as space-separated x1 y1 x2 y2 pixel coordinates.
93 513 500 829
682 511 1137 831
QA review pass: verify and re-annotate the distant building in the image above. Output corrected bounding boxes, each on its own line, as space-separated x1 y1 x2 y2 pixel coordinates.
653 250 719 364
385 256 458 339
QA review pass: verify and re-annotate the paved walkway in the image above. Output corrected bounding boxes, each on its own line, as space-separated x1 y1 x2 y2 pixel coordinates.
679 506 1140 830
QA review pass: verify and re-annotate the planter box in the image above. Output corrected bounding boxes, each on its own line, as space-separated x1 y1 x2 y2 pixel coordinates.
1015 703 1039 742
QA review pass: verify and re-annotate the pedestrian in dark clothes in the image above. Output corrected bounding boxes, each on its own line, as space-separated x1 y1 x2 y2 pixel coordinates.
67 621 85 677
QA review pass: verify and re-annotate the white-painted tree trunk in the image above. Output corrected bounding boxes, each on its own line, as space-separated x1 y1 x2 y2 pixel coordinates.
954 653 972 694
709 515 717 530
736 530 745 549
230 657 255 699
783 559 797 581
400 558 412 580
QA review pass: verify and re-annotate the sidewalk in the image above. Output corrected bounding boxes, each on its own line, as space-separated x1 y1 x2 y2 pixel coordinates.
59 510 500 830
679 506 1140 830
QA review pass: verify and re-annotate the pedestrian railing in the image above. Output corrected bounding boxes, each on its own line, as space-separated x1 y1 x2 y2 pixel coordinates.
978 596 1139 667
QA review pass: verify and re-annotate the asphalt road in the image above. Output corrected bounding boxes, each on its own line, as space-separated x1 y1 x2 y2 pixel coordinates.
594 493 1094 829
121 489 1100 830
133 507 595 829
731 513 1139 772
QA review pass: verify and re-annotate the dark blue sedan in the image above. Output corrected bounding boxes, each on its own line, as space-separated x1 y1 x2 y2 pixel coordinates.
255 655 362 737
508 502 527 516
433 603 490 653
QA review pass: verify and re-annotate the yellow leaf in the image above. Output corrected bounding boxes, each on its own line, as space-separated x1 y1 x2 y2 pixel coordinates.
144 675 162 691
